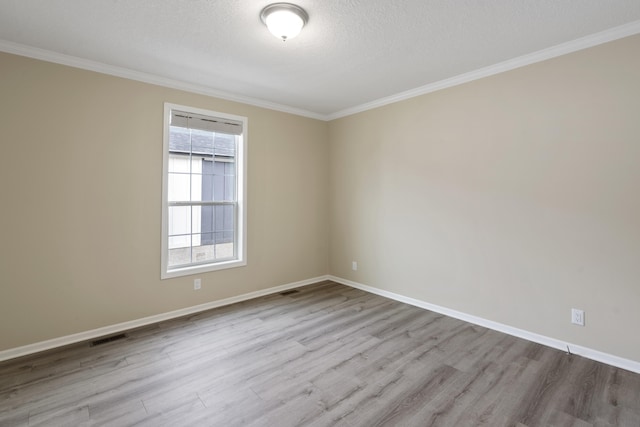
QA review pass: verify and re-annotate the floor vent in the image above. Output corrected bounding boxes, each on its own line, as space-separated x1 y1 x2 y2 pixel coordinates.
280 289 300 296
90 333 127 347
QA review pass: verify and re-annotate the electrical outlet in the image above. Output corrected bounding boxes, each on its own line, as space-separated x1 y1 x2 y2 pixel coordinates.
352 261 358 271
194 278 201 290
571 308 584 326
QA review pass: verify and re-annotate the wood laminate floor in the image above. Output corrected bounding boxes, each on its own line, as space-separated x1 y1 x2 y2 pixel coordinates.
1 281 639 426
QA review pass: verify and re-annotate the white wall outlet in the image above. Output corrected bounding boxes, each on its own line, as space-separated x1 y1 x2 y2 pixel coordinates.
194 278 201 290
571 308 584 326
352 261 358 271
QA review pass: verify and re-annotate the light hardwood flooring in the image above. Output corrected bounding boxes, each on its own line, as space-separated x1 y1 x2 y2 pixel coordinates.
1 281 639 426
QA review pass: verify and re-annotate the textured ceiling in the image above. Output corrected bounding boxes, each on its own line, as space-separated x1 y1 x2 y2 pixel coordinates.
1 1 640 119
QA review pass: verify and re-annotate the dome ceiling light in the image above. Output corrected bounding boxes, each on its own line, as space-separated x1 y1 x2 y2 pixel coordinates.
260 3 309 41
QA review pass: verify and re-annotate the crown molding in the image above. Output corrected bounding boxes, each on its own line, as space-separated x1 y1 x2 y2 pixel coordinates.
327 19 640 120
0 40 326 121
2 19 640 122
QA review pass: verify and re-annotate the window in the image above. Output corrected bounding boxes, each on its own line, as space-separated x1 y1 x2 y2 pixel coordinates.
161 103 247 279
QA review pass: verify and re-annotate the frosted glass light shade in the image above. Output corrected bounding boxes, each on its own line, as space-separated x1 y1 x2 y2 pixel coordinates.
260 3 308 41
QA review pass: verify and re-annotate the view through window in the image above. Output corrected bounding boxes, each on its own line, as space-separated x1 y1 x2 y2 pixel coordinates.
161 104 246 278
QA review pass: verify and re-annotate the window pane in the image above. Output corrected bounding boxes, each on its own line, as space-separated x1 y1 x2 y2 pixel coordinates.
168 206 191 237
201 160 214 202
191 129 214 155
191 173 203 202
225 161 236 176
191 205 202 247
211 161 223 201
214 133 236 157
201 204 214 245
215 239 234 260
168 156 190 173
223 205 235 237
224 176 235 201
169 126 190 153
168 172 190 202
191 156 202 174
168 235 191 267
213 174 225 201
225 162 236 201
191 234 215 264
214 205 224 237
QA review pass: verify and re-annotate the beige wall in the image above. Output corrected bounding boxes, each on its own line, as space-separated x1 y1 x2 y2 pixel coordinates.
2 34 640 364
329 35 640 362
0 53 329 351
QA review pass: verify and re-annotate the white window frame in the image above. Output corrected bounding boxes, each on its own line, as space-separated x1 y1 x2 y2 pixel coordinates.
161 103 247 279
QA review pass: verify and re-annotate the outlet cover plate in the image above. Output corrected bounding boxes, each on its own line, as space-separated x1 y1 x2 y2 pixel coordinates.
571 308 584 326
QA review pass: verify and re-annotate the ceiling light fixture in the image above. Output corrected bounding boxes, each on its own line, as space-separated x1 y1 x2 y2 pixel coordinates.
260 3 308 41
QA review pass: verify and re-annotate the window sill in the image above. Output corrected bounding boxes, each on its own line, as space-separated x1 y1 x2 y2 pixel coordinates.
161 258 247 279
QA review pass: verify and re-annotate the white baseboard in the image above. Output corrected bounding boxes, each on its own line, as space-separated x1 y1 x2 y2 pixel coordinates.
4 274 638 374
0 275 331 363
328 275 640 374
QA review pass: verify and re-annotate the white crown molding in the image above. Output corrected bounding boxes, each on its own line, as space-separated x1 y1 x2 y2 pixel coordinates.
328 275 640 374
0 39 326 121
327 19 640 120
2 20 640 122
0 275 330 363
